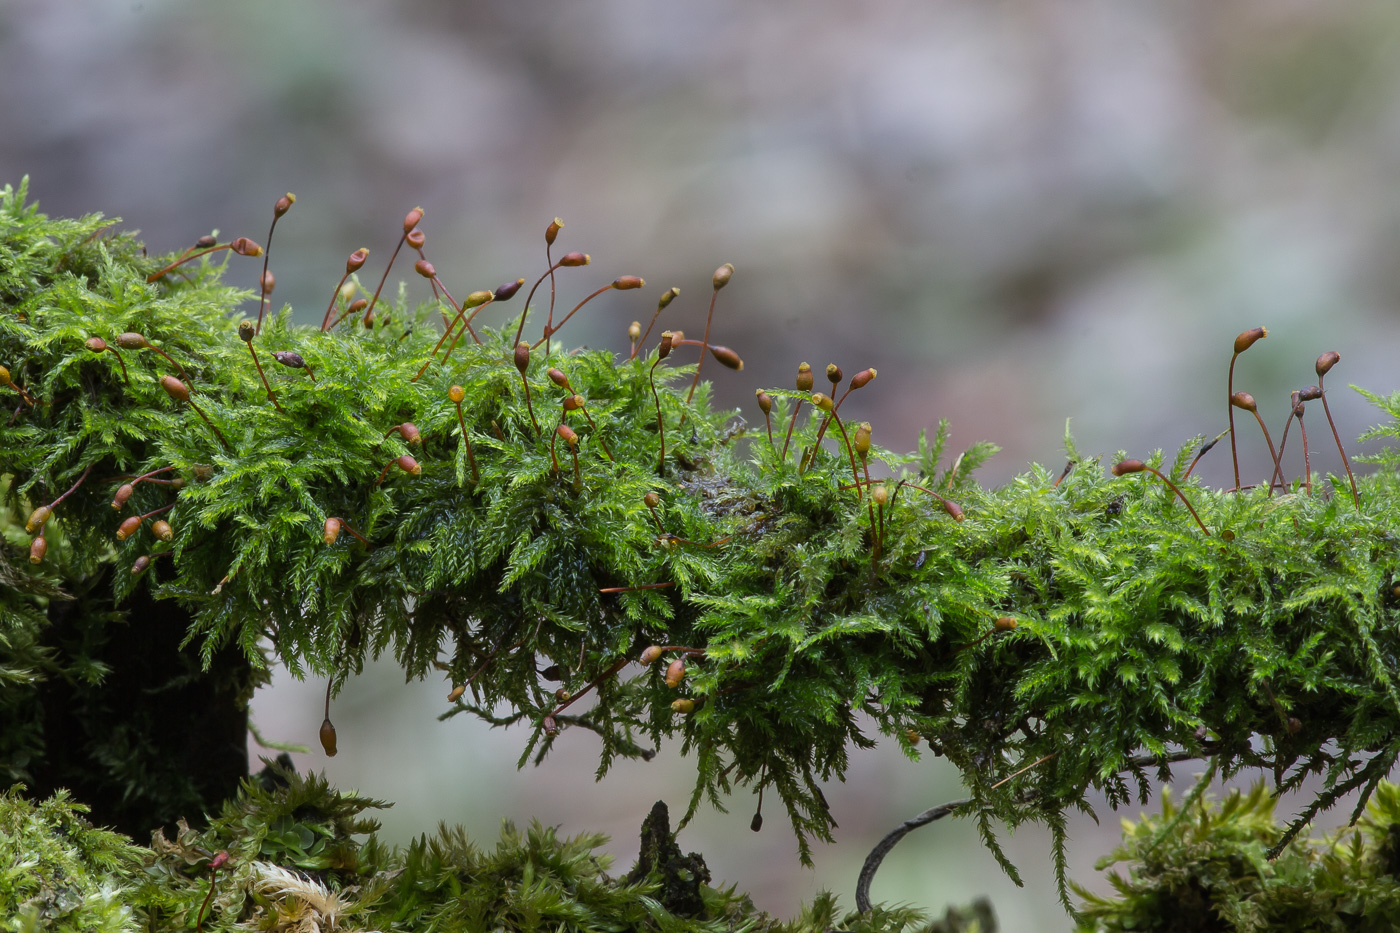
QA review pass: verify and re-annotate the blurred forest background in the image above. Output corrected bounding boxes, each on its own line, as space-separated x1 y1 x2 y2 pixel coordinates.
5 1 1400 928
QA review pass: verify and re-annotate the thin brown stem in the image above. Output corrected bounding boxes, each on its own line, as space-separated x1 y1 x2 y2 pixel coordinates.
515 261 564 346
452 399 480 484
1246 408 1283 497
1113 460 1210 535
48 464 95 512
146 244 234 283
244 343 284 412
532 284 613 350
599 582 675 594
1228 351 1242 490
780 399 805 462
184 397 231 452
650 358 667 475
364 233 409 326
686 288 721 403
1317 376 1359 508
255 213 284 335
321 271 353 331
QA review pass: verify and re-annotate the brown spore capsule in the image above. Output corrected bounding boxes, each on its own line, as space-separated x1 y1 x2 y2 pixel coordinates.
1233 327 1267 354
545 218 563 245
708 345 744 371
872 484 888 506
238 320 255 342
323 517 342 545
853 422 871 457
195 234 217 249
229 237 263 257
644 491 660 508
514 341 531 375
274 193 295 217
346 248 370 273
160 376 190 403
712 263 734 290
665 658 686 688
272 351 306 370
396 455 421 476
556 423 578 447
559 251 590 267
1230 391 1257 413
1112 459 1145 476
151 519 173 542
795 363 814 392
671 698 695 715
116 332 148 350
755 390 773 415
131 555 151 575
406 229 426 250
448 385 466 403
260 270 276 294
613 275 645 290
1316 351 1340 377
657 331 674 360
658 287 680 310
29 536 46 565
563 394 584 412
994 616 1018 631
25 505 51 533
403 207 424 234
112 484 134 510
447 685 466 703
640 645 664 665
850 368 877 390
811 392 834 412
826 363 843 387
414 259 436 279
319 718 338 756
116 516 142 541
495 278 525 301
547 367 570 388
85 337 108 352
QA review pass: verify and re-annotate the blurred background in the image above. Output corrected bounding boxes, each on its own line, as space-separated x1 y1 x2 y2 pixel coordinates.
5 0 1400 927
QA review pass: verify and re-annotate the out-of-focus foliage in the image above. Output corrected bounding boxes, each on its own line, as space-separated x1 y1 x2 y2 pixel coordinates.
1076 781 1400 932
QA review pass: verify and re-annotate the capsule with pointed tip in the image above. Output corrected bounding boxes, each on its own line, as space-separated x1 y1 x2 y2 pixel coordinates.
755 389 772 415
319 718 338 756
25 506 51 533
665 658 686 688
116 516 142 541
272 351 306 370
708 345 743 371
853 423 871 457
112 484 134 510
229 237 263 257
1233 327 1267 354
1230 391 1257 413
495 278 525 302
1316 351 1340 377
160 376 190 403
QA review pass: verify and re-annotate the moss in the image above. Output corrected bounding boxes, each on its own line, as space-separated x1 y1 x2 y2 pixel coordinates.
6 178 1400 924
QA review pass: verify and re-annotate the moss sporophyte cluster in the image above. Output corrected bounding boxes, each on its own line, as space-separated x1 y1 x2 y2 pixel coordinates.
9 177 1400 929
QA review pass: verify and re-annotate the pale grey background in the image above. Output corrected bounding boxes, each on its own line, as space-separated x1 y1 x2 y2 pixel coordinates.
6 1 1400 927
